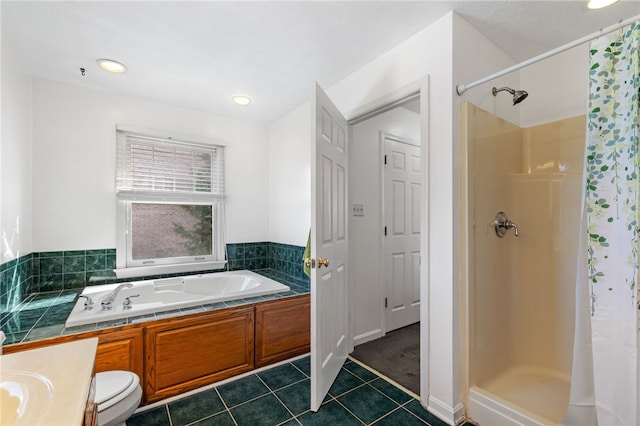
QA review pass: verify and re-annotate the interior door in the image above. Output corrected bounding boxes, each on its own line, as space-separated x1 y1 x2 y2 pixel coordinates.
310 82 349 411
383 134 421 332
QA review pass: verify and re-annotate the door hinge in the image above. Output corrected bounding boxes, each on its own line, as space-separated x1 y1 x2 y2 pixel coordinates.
384 297 388 308
384 226 387 236
384 155 387 165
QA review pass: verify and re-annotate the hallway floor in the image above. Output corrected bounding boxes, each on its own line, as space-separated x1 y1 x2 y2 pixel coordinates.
128 356 450 426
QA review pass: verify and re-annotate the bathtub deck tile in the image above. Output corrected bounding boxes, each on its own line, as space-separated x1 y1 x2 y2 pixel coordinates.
4 268 310 344
62 322 97 335
203 302 228 311
96 318 130 328
180 305 205 314
129 313 157 323
26 324 65 340
153 309 184 320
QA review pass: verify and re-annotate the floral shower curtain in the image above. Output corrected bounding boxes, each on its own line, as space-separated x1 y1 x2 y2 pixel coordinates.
564 21 639 426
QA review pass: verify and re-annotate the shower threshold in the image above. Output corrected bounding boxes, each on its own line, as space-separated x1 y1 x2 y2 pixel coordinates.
470 366 570 425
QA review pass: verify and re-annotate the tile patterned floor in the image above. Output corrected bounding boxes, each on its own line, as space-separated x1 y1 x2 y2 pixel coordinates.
128 356 457 426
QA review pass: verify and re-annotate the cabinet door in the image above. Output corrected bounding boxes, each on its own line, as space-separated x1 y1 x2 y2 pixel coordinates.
95 328 144 381
144 307 254 403
255 295 310 367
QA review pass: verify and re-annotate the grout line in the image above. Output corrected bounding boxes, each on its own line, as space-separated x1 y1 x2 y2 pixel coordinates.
368 405 412 425
215 387 239 426
255 374 299 423
165 404 174 426
348 355 420 400
331 395 367 425
135 355 311 413
399 402 433 426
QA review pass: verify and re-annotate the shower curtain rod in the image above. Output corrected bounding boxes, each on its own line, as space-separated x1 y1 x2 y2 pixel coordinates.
455 14 640 95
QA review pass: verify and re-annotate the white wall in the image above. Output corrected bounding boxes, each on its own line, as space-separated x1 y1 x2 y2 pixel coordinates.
519 44 588 128
267 12 464 424
1 35 33 263
267 103 311 246
31 78 269 252
350 106 420 345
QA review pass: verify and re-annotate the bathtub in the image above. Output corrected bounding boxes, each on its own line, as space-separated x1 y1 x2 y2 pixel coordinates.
65 270 290 328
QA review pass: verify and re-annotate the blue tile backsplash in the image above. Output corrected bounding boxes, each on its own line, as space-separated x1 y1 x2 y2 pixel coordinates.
0 242 308 314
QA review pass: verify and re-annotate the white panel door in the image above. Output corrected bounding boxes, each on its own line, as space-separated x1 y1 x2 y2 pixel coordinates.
310 83 349 411
384 135 420 332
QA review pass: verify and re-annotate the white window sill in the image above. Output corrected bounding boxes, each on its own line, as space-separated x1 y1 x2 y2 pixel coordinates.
113 261 227 279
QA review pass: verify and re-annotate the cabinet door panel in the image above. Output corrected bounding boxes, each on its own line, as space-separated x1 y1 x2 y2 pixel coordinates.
95 329 143 380
255 295 310 367
145 307 254 402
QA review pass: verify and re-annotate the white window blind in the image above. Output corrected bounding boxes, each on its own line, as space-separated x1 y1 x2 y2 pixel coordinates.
116 130 225 201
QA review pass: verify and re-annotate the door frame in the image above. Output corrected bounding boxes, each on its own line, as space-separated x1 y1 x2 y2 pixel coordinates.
345 76 430 402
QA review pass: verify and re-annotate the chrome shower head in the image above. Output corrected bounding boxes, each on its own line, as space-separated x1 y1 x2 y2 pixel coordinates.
492 86 528 105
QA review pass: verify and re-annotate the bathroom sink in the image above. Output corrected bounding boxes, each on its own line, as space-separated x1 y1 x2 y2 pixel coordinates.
0 371 53 426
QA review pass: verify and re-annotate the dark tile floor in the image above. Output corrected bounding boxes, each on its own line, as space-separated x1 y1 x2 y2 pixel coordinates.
128 356 457 426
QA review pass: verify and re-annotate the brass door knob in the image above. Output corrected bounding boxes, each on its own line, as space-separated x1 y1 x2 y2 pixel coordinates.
318 257 329 268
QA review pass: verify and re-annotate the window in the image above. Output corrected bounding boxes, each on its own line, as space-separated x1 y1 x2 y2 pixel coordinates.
115 129 225 277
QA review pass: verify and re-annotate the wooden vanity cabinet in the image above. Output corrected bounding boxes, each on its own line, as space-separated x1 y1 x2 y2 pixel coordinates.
83 374 98 426
255 294 310 367
144 306 255 403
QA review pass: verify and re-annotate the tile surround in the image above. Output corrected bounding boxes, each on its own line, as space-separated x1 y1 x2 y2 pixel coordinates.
0 269 308 345
1 242 308 313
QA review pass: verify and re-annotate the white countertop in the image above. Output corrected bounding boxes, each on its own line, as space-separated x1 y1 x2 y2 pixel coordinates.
1 338 98 426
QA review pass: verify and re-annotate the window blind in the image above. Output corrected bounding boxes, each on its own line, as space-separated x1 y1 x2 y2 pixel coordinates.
116 130 225 201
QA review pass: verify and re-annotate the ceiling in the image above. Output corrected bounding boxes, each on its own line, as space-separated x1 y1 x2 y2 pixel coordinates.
2 1 638 124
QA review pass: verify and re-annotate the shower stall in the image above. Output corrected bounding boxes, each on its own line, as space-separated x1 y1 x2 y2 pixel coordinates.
463 102 585 425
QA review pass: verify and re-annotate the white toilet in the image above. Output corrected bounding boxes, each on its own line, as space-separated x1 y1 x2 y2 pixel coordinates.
95 370 142 426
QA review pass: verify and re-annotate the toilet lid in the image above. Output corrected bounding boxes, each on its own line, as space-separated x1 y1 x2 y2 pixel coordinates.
95 371 135 405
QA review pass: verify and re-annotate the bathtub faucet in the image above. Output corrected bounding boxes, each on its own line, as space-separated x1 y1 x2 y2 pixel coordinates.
101 283 133 310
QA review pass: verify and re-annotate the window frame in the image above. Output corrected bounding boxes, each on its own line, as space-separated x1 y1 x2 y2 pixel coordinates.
114 127 226 278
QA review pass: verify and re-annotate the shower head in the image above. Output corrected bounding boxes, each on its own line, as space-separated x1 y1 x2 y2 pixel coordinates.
492 87 529 105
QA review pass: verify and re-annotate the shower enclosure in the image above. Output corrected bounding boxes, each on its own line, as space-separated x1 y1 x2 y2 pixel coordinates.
463 103 585 425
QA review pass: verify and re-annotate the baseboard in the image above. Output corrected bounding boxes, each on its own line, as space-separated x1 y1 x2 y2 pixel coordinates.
353 328 384 346
427 394 466 425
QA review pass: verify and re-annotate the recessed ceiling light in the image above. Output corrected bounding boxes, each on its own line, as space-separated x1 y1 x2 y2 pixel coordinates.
232 94 253 106
96 59 127 73
587 0 619 9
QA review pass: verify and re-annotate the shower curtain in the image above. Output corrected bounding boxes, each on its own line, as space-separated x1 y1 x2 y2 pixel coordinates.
564 21 639 426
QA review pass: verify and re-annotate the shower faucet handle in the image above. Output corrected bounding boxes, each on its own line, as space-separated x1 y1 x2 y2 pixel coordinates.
493 211 519 237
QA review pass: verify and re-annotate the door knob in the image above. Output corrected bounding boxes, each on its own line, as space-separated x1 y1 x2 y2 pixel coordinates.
318 257 330 268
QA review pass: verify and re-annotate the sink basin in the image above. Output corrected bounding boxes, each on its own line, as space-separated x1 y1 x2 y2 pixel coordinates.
0 371 53 426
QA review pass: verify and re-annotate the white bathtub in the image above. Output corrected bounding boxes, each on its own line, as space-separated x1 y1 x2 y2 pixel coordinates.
65 270 290 328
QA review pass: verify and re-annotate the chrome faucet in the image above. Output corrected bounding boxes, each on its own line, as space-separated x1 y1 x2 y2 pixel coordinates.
101 283 133 310
78 295 94 310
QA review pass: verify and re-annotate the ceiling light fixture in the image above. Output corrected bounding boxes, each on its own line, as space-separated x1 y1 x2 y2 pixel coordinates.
96 58 127 73
231 94 253 106
587 0 619 9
